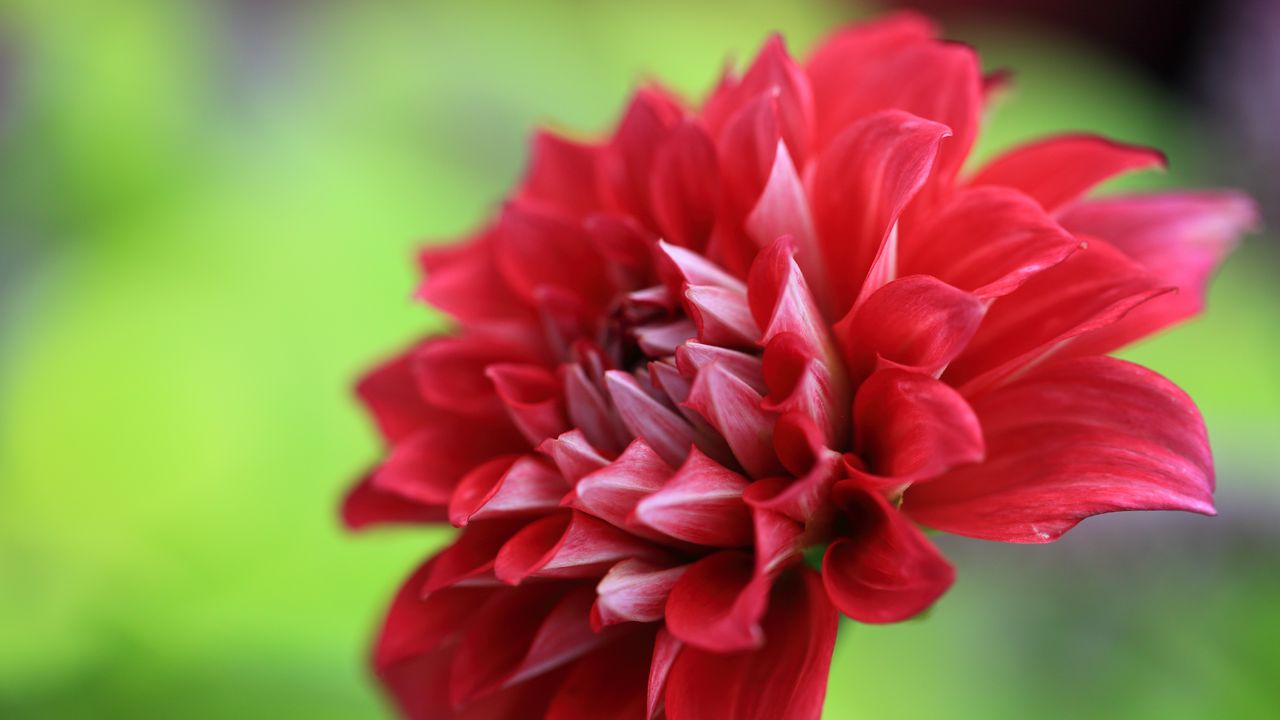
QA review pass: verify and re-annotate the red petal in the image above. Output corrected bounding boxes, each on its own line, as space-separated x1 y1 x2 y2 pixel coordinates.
517 130 603 218
650 121 720 251
374 561 487 670
647 628 683 720
342 471 446 530
539 429 612 484
374 421 525 505
486 363 570 446
1057 191 1256 355
605 370 697 468
851 369 984 484
945 237 1170 395
834 274 986 379
356 347 440 443
664 570 837 720
562 364 630 455
761 332 845 445
417 232 533 323
809 110 951 315
747 237 835 359
423 518 529 593
822 482 954 623
632 447 753 547
675 342 766 393
448 455 568 527
494 511 669 584
655 239 747 295
572 438 672 528
905 356 1215 542
716 93 783 223
685 362 783 479
593 559 688 627
602 88 684 228
496 203 613 309
745 141 830 314
684 284 760 349
664 551 770 652
900 186 1082 299
968 134 1165 214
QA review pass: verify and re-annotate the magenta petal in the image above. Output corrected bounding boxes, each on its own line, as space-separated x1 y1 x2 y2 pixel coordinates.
494 511 669 584
905 356 1215 542
968 133 1165 214
633 447 753 547
822 482 954 623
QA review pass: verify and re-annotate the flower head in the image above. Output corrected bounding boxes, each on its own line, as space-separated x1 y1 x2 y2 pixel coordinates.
343 13 1256 719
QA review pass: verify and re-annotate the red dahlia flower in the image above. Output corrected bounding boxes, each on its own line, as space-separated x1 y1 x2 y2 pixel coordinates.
342 12 1256 719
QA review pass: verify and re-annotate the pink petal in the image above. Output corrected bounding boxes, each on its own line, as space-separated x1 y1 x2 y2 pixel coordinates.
968 134 1165 214
809 110 952 315
834 274 986 379
634 318 698 357
605 370 697 468
685 362 783 478
663 570 837 720
494 511 669 584
1057 191 1257 356
593 559 688 627
851 369 984 484
448 454 568 527
822 482 954 623
905 356 1215 542
632 447 753 547
562 364 629 455
655 239 747 294
900 185 1082 299
746 140 831 314
572 438 672 528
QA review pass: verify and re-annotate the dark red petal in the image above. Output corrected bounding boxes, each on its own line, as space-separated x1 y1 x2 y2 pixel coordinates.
647 628 682 720
546 629 655 720
413 335 526 417
945 237 1170 395
486 363 570 446
494 511 669 584
373 420 525 505
664 570 837 720
518 130 603 218
900 185 1082 299
450 584 610 708
374 561 488 670
417 232 534 324
822 483 954 623
905 356 1215 542
343 471 446 530
562 364 630 455
1058 191 1257 356
968 134 1165 214
632 447 753 547
835 274 986 379
650 121 720 251
810 110 951 315
852 369 984 483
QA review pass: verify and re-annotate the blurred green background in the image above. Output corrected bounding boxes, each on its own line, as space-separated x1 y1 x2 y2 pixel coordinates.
1 0 1277 718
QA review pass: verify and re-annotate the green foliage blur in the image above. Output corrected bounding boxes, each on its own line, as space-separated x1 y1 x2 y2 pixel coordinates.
1 1 1276 718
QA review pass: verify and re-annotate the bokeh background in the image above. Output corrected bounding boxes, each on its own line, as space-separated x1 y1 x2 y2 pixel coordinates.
1 0 1277 717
